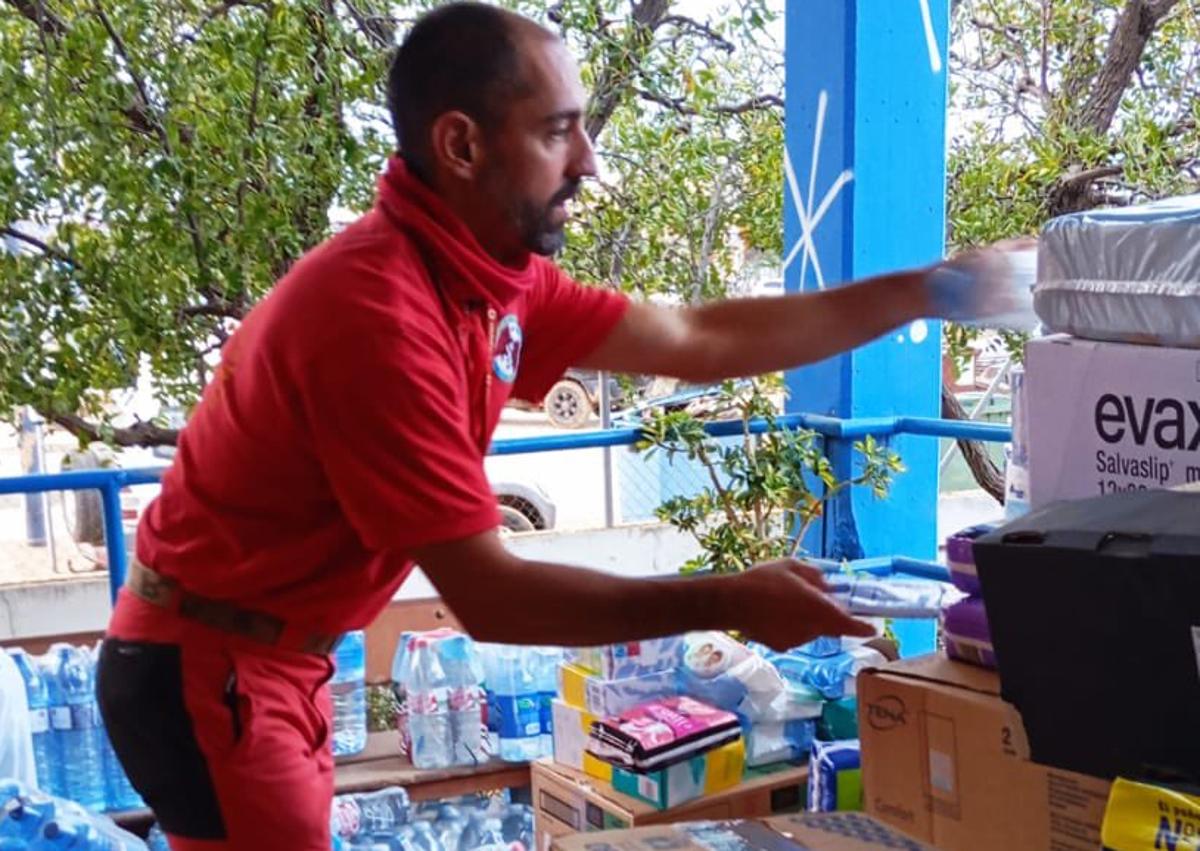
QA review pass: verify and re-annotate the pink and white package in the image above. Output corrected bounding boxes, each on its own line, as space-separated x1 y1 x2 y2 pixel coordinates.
586 696 742 773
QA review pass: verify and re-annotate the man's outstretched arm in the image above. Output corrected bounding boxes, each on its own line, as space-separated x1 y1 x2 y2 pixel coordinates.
413 530 873 650
578 244 1028 382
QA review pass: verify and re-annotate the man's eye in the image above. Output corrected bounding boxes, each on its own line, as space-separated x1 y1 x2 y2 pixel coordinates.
549 127 571 139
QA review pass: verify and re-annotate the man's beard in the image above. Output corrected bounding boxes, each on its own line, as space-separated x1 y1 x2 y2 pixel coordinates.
516 180 579 256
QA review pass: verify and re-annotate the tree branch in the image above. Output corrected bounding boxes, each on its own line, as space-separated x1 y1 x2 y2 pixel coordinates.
1059 163 1125 188
657 14 733 52
0 227 78 267
1074 0 1182 135
179 297 247 320
341 0 394 49
585 0 671 141
941 384 1004 503
6 0 67 37
635 87 782 116
49 412 180 448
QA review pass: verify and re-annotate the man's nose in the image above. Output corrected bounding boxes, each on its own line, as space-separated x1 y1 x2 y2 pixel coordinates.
570 126 598 179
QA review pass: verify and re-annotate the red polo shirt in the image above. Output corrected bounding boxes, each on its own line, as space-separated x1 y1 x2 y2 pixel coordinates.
122 157 629 634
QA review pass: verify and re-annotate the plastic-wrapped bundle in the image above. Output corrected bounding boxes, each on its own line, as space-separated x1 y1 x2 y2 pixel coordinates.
1035 194 1200 347
678 633 822 724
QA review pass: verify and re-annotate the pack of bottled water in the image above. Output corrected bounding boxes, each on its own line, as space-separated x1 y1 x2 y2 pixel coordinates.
5 643 143 815
0 778 147 849
329 787 533 851
476 646 561 764
392 631 487 770
392 633 563 768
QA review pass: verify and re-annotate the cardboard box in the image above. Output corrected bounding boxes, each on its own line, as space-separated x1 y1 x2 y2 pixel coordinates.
857 655 1111 851
550 813 932 851
1025 335 1200 508
607 739 745 810
533 759 808 851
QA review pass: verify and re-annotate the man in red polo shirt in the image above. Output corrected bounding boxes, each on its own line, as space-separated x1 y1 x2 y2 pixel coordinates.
96 4 1025 849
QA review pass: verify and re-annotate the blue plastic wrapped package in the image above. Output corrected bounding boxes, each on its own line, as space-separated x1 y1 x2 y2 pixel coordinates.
824 575 961 619
1035 194 1200 347
744 718 816 768
679 633 822 724
808 739 862 812
758 643 889 702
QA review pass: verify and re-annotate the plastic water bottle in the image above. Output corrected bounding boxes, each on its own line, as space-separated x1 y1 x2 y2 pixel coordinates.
439 637 483 767
0 798 51 842
36 814 146 850
332 632 368 758
46 646 105 811
433 805 465 851
501 804 533 851
7 651 57 795
488 648 541 763
0 793 89 844
406 637 452 770
476 646 500 759
455 811 485 851
145 824 169 851
533 649 562 758
347 787 411 836
472 818 507 851
408 820 443 851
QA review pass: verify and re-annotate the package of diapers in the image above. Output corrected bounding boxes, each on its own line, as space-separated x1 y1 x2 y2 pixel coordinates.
1035 194 1200 347
679 632 823 724
586 695 742 772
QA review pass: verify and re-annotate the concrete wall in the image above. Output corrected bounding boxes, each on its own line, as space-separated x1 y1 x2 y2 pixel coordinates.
0 523 702 641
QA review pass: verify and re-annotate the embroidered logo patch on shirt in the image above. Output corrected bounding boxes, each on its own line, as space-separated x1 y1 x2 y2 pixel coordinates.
492 313 523 383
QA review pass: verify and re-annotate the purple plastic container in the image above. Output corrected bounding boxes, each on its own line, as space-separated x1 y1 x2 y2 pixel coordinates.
945 523 998 596
942 596 996 669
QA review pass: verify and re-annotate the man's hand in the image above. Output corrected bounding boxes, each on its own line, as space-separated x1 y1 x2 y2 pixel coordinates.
731 559 875 651
922 238 1038 322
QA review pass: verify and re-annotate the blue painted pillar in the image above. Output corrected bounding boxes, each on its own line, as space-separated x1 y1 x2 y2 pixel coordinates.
784 0 949 563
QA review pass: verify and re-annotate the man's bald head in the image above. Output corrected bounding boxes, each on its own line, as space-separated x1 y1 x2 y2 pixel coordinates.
387 2 557 179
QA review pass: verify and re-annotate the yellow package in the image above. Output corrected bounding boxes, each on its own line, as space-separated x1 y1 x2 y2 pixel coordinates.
1102 777 1200 851
558 663 591 710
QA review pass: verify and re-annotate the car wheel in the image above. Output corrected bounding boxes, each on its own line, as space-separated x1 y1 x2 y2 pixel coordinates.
498 504 537 534
545 379 592 428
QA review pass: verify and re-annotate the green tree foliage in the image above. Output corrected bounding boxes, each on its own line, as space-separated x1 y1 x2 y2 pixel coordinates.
638 377 904 575
0 0 783 444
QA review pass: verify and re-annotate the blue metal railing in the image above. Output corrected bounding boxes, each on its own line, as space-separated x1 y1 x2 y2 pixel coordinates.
0 415 1010 605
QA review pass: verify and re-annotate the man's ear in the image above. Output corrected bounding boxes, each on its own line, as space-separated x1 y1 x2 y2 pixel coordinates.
429 111 485 180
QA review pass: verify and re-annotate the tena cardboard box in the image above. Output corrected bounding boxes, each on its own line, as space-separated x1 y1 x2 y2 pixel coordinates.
1025 335 1200 508
532 760 807 851
857 655 1111 851
549 813 932 851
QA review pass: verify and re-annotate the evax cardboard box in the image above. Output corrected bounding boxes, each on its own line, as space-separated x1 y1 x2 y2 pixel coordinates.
532 759 807 851
551 813 933 851
1025 335 1200 508
858 655 1111 851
